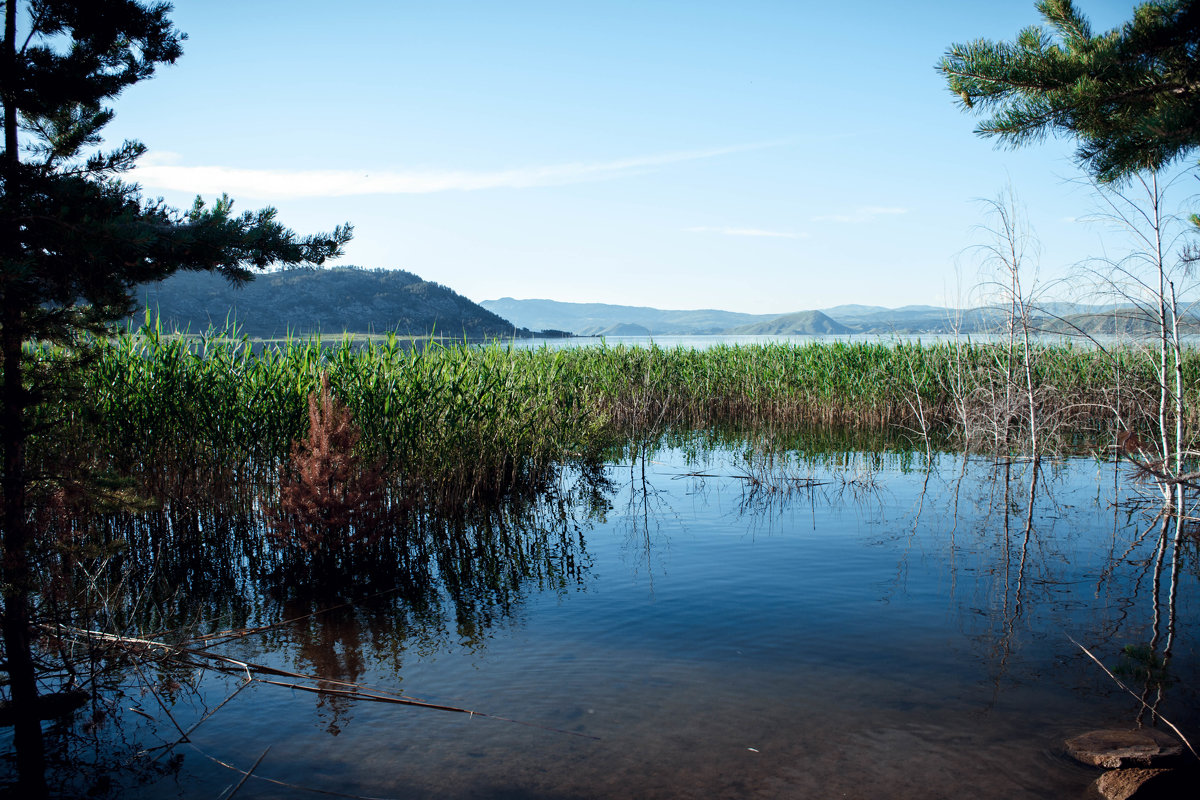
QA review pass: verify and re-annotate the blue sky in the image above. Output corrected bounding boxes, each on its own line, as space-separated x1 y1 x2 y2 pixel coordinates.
105 0 1193 313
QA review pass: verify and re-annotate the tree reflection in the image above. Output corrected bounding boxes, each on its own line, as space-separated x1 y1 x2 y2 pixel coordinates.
9 431 1200 794
615 445 677 589
5 465 610 793
906 452 1198 738
644 433 1198 741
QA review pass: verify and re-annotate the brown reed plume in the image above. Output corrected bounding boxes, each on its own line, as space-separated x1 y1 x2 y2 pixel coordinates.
268 372 384 553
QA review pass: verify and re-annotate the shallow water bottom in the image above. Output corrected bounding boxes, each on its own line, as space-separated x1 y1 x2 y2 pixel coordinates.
160 667 1106 799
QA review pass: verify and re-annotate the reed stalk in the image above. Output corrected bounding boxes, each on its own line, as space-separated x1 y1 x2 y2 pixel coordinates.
30 325 1200 515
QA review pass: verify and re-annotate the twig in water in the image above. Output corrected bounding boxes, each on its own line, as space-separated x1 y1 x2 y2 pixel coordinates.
1068 635 1197 760
50 625 601 741
188 587 401 648
253 678 599 739
222 746 270 800
144 677 253 761
189 742 401 800
130 659 190 741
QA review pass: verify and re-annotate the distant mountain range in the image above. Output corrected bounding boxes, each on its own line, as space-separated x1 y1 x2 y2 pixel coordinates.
481 297 1200 337
130 267 557 339
128 268 1197 341
477 298 769 336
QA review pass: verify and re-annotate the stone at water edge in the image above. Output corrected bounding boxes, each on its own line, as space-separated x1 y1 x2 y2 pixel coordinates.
1095 767 1191 800
1065 729 1183 769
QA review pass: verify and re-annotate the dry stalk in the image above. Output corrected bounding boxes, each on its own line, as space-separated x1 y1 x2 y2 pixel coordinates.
1068 635 1197 761
45 624 601 742
267 371 385 553
221 746 270 800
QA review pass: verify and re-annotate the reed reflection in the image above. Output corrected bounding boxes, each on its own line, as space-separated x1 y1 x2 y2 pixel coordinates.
14 463 611 792
634 433 1197 738
11 430 1199 796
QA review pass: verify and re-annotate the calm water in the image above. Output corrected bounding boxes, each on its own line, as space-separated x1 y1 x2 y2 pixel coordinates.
506 333 1138 350
8 445 1199 798
512 334 966 350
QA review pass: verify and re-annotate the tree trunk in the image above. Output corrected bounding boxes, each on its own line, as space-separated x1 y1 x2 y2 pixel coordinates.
2 0 49 794
0 315 48 798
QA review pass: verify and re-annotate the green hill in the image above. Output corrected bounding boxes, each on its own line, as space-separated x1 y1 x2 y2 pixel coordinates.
730 310 852 335
586 322 654 337
130 267 536 339
1039 309 1200 336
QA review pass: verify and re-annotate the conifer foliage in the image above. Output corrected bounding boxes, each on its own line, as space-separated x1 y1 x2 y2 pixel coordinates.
939 0 1200 183
271 373 385 554
1 2 351 793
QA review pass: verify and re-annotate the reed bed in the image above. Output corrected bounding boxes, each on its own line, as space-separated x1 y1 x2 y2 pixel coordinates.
75 327 604 507
38 327 1200 514
19 328 1200 688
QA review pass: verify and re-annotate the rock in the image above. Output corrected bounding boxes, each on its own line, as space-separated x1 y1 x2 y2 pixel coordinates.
1095 767 1193 800
1066 728 1183 769
1095 769 1169 800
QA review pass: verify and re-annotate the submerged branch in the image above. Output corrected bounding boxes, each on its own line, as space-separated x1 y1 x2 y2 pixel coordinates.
43 624 602 742
1068 635 1198 761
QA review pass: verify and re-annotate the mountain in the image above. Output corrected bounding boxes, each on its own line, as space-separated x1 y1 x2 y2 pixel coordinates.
481 297 979 336
591 323 654 336
730 310 852 335
479 297 1189 337
479 298 775 335
131 267 537 339
1039 309 1200 336
131 274 1195 341
834 306 1010 333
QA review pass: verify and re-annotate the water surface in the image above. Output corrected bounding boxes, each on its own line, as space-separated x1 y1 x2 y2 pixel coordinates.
508 333 1107 350
10 446 1198 799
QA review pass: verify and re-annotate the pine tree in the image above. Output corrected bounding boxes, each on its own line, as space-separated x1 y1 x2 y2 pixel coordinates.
271 372 385 555
938 0 1200 183
0 2 352 793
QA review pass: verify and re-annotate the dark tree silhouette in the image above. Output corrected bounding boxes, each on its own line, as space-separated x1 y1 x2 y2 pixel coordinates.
0 2 351 794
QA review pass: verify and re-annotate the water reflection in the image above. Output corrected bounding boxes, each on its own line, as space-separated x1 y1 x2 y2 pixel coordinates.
613 448 679 590
9 466 613 792
6 434 1199 798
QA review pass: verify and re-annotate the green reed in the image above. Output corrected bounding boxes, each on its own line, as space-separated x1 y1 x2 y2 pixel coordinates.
42 326 1200 510
74 327 606 506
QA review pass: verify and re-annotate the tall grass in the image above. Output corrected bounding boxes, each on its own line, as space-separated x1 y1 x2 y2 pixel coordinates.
76 327 604 507
39 326 1200 513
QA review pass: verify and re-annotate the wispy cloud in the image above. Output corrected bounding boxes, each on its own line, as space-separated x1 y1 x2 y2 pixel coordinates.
686 226 805 239
812 206 908 224
132 144 765 199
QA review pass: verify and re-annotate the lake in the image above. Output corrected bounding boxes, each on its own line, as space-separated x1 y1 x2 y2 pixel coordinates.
507 333 1126 350
6 441 1197 798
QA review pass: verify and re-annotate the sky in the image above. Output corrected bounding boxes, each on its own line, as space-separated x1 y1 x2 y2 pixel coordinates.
99 0 1197 314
